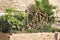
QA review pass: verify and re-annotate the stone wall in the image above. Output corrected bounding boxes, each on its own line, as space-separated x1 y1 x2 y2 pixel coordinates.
0 0 60 12
10 33 55 40
0 33 60 40
0 0 35 12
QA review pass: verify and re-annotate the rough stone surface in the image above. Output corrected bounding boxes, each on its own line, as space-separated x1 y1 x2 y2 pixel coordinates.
58 33 60 40
10 33 55 40
1 33 60 40
0 0 60 12
0 0 35 12
0 33 57 40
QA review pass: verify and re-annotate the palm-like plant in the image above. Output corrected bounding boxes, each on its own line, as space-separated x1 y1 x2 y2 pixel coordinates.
28 0 55 29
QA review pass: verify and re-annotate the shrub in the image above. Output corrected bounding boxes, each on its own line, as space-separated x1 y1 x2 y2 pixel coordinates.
0 8 26 33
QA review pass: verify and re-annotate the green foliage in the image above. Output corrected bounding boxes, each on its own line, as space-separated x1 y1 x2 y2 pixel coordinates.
35 0 56 13
0 0 57 33
26 25 60 33
26 29 39 33
0 15 12 33
28 0 55 27
0 8 26 33
37 0 55 22
50 28 60 32
5 7 16 13
29 0 55 23
39 24 52 32
27 0 56 32
39 24 60 32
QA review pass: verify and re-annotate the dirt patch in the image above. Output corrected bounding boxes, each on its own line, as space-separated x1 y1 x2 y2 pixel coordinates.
0 33 10 40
